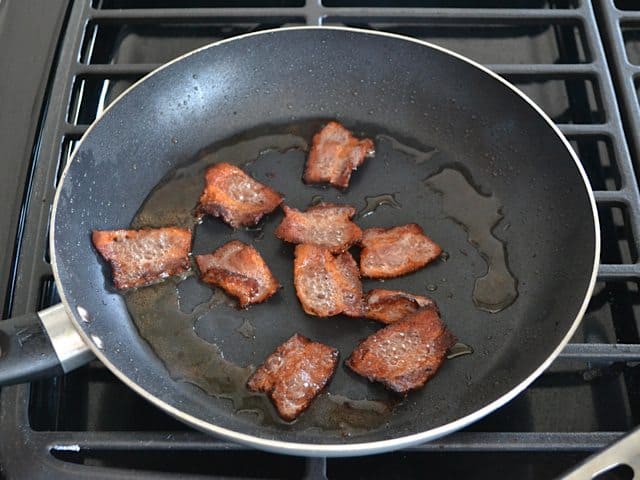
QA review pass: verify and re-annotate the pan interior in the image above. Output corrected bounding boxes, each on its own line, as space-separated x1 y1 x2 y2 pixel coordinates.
124 120 503 435
52 28 597 449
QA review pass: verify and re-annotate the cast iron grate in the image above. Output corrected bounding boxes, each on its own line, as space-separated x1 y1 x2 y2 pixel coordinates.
3 1 640 478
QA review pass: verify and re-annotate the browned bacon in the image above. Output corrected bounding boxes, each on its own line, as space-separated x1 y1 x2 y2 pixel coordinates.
197 162 283 228
347 308 455 395
274 203 362 253
247 334 339 421
293 244 363 317
92 227 192 290
195 240 279 307
364 289 436 324
359 224 442 278
303 121 374 189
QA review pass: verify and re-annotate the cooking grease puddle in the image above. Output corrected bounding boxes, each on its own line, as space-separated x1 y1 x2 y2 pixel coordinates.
125 280 257 408
447 342 474 359
424 168 518 313
358 193 402 218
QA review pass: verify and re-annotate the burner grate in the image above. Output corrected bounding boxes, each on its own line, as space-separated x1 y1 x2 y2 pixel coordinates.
2 1 640 478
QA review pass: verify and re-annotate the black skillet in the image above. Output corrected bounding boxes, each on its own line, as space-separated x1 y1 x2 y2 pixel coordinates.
0 27 599 456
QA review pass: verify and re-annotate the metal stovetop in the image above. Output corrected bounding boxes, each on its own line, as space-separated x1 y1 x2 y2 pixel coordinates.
1 0 640 478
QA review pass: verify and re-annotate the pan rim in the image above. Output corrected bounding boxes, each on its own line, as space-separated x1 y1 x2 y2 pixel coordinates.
50 25 601 456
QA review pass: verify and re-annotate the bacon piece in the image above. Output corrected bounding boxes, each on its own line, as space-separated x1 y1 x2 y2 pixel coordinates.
293 245 342 317
92 227 191 290
347 308 456 395
335 251 364 317
359 224 442 278
303 121 374 189
247 334 339 421
274 203 362 253
364 289 436 324
293 245 363 317
195 240 279 307
197 162 283 228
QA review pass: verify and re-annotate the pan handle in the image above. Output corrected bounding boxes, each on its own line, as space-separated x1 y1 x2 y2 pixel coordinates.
560 428 640 479
0 304 94 386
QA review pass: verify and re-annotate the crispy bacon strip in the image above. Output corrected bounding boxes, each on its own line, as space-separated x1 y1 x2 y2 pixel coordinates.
347 308 456 395
247 334 339 421
274 203 362 253
195 240 279 307
335 250 364 317
303 121 374 189
92 227 192 290
364 289 436 324
197 162 283 228
359 223 442 278
293 244 363 317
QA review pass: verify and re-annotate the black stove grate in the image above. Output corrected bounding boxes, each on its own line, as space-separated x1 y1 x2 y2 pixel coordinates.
2 1 640 478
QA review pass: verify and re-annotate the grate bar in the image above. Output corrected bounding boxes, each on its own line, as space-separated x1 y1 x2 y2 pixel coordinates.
88 8 584 23
77 63 600 77
628 65 640 76
41 430 622 453
597 263 640 279
593 190 629 202
76 64 162 76
558 124 612 135
320 10 584 24
613 12 640 22
406 432 623 452
90 8 309 22
560 343 640 361
64 124 89 135
487 64 598 76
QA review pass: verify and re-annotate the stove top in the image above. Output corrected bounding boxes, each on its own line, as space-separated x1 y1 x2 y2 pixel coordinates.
1 1 640 478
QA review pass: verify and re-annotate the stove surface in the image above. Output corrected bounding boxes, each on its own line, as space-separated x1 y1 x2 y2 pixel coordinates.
1 1 640 479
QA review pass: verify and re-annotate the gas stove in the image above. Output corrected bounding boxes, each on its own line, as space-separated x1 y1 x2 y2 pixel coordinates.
1 1 640 478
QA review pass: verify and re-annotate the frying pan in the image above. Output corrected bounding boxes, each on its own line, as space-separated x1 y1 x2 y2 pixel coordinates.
0 27 599 456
